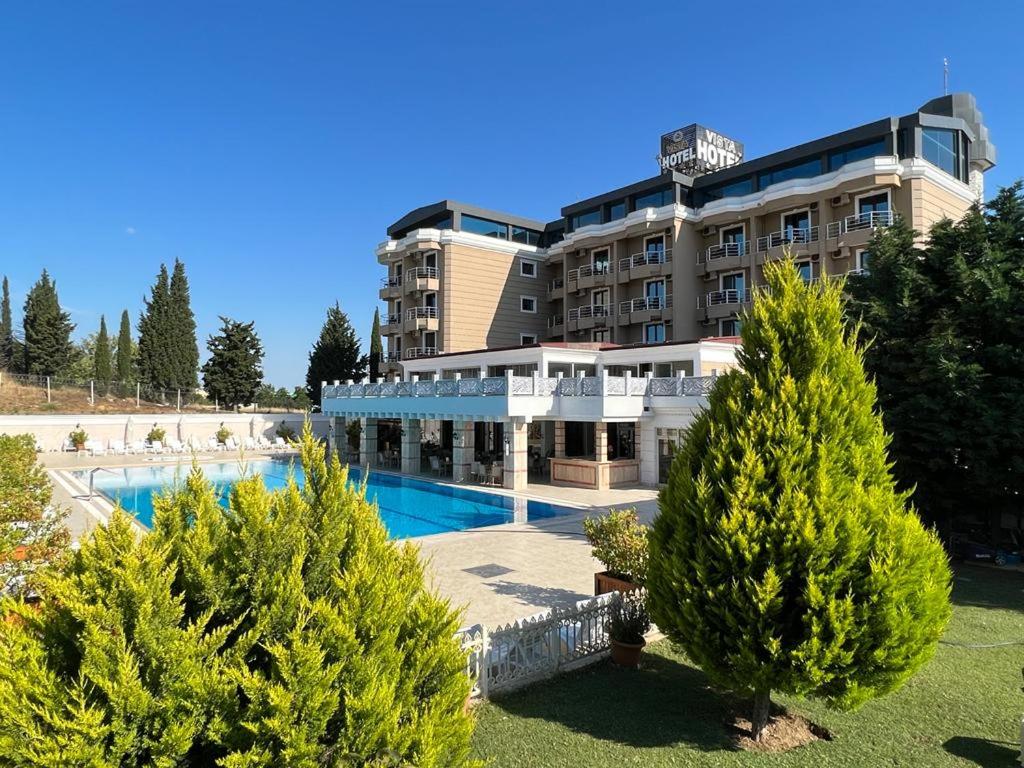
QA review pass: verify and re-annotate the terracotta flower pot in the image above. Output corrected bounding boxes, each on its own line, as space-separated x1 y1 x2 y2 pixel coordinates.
594 570 639 596
610 637 646 668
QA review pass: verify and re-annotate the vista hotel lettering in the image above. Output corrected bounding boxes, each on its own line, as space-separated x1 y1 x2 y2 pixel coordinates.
658 124 744 175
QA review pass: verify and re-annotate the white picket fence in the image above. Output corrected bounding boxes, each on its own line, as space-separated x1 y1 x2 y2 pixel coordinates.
457 592 617 698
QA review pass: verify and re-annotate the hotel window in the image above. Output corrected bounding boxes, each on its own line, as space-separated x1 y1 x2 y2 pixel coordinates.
423 331 437 350
758 157 823 189
644 323 666 344
461 214 508 239
511 226 541 245
608 201 626 221
795 261 812 282
922 128 960 179
858 191 890 215
424 250 438 269
633 188 673 210
592 288 610 308
644 235 666 257
720 318 741 336
592 248 611 274
782 209 811 239
520 333 538 345
520 296 537 313
702 177 755 202
856 249 871 274
592 329 610 342
721 224 745 250
519 259 538 278
721 271 745 295
645 279 666 307
431 215 453 231
827 138 887 171
571 208 601 229
654 362 673 377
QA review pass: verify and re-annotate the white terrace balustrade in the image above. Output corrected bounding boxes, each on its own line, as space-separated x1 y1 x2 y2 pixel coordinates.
698 240 750 264
567 263 613 282
402 346 438 360
404 266 439 282
756 226 820 252
380 275 402 289
567 304 614 322
825 209 894 238
618 295 673 315
405 306 439 320
697 287 752 308
618 248 672 272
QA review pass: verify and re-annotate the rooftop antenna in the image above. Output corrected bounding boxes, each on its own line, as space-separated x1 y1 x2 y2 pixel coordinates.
943 57 950 95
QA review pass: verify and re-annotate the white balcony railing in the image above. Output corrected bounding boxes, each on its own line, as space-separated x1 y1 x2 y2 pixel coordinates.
380 276 402 289
618 248 672 272
618 295 673 315
756 226 819 252
699 288 751 308
547 314 565 328
826 210 895 238
699 241 750 263
385 312 402 326
568 263 613 282
405 306 438 321
403 347 438 360
405 266 439 282
567 304 614 322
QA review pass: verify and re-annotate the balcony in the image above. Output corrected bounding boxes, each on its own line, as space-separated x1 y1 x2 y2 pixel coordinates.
404 266 440 293
696 241 749 276
698 288 751 309
403 347 439 360
825 210 894 253
379 275 402 300
404 306 439 333
617 249 673 283
545 313 565 339
567 263 614 292
617 295 673 326
756 226 820 253
382 312 402 334
567 303 613 332
548 277 565 301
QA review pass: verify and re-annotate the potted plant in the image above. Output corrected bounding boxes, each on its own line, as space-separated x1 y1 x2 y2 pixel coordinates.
216 424 232 445
68 427 88 451
583 508 649 595
147 425 167 444
607 591 651 668
276 422 297 442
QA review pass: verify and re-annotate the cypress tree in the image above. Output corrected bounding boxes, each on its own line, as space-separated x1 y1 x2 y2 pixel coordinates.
115 309 133 387
0 277 13 370
648 258 951 741
92 315 112 391
0 426 475 765
168 259 199 389
305 302 367 406
201 316 264 409
22 270 75 377
369 307 383 382
137 264 171 390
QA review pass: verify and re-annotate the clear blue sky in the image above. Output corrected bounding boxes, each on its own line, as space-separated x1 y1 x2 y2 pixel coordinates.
1 1 1021 387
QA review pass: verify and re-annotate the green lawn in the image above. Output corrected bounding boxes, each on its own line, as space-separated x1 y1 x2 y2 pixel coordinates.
472 565 1024 767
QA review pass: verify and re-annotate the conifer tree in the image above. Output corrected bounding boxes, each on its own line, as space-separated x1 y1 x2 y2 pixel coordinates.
648 258 951 742
0 426 475 766
137 263 171 389
0 277 12 370
369 307 383 382
116 309 133 389
201 316 264 409
305 302 367 406
92 315 112 391
168 258 199 389
21 270 75 377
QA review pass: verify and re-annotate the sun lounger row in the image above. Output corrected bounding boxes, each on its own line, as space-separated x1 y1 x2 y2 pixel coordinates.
66 436 295 455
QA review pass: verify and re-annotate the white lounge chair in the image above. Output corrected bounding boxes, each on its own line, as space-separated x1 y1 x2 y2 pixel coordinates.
256 435 272 450
206 437 222 452
129 439 147 454
273 437 287 451
244 436 256 451
86 439 106 456
149 440 164 454
225 437 239 451
109 440 127 455
166 438 184 453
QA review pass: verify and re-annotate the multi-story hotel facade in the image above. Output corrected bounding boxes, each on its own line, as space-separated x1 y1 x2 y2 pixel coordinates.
323 93 996 491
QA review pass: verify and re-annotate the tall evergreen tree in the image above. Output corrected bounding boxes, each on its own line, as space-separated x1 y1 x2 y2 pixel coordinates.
847 183 1024 541
115 309 133 386
168 258 199 389
305 302 367 407
201 316 264 409
92 316 112 390
137 264 171 389
22 270 75 377
0 276 13 370
648 259 951 741
369 307 383 382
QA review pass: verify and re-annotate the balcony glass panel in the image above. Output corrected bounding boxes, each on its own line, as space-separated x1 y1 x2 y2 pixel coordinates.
461 214 508 239
922 128 958 178
828 138 887 171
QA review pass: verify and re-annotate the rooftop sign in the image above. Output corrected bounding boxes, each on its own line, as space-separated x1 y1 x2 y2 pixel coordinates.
658 124 743 176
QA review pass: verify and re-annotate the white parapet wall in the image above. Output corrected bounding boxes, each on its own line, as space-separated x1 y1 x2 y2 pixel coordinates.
0 412 329 452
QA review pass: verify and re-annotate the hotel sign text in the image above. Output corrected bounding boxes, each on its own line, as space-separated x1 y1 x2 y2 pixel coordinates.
658 124 744 176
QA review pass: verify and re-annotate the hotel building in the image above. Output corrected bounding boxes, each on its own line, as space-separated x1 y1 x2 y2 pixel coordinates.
323 93 996 491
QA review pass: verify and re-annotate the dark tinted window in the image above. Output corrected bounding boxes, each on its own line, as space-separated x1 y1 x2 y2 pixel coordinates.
758 158 822 189
511 226 541 245
461 214 508 239
702 177 754 202
633 188 673 209
608 201 626 221
922 128 959 178
828 138 887 171
571 209 602 229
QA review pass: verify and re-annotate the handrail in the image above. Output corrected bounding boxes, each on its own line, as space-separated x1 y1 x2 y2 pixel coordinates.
618 295 673 315
699 288 751 308
568 263 613 282
568 304 614 321
619 248 673 272
405 266 439 281
756 226 819 252
699 241 749 264
385 312 402 326
826 210 893 238
380 275 402 288
403 347 438 359
406 306 438 320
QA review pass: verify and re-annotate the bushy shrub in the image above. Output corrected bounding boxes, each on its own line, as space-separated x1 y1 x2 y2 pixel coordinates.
275 422 297 441
215 424 232 444
607 592 650 645
648 259 952 741
582 508 649 585
68 427 87 448
0 424 476 766
146 425 166 443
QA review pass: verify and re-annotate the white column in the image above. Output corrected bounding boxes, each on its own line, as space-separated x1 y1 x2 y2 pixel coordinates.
401 418 421 475
360 418 378 467
503 420 528 491
452 420 475 483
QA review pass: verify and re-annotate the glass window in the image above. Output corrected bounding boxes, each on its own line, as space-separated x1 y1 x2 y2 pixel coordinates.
782 209 811 237
922 128 959 178
633 188 673 209
644 323 666 344
592 249 610 274
608 422 635 460
721 225 745 246
702 177 755 202
519 259 537 277
645 280 666 302
722 272 745 292
544 229 565 246
645 236 666 256
520 296 537 313
461 214 508 239
592 329 610 342
571 209 601 230
592 288 610 306
828 138 887 171
511 226 541 245
608 201 626 221
520 334 537 345
858 192 890 215
857 250 871 274
758 157 823 189
720 318 741 336
795 262 812 282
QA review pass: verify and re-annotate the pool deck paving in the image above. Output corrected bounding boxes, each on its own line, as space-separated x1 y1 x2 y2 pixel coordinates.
42 450 659 628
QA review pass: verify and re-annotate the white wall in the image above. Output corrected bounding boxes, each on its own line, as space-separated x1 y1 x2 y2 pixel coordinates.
0 413 329 452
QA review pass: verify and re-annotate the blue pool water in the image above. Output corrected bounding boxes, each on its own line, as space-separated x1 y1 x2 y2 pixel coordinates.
73 459 575 538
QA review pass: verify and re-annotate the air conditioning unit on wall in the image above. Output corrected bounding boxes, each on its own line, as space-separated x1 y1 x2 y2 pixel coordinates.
830 193 850 207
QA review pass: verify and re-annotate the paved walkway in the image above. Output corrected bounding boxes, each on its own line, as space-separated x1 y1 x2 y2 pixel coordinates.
43 451 660 627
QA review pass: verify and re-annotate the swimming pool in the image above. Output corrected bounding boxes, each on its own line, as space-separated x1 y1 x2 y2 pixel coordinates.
72 459 577 538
